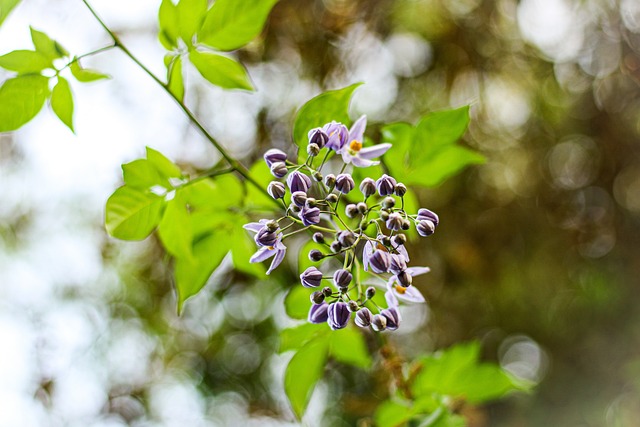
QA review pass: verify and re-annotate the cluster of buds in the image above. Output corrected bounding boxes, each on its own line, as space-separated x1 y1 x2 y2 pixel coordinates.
245 116 439 332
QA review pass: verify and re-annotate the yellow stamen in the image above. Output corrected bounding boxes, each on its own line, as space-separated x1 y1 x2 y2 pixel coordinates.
394 284 407 294
267 246 275 250
349 140 362 152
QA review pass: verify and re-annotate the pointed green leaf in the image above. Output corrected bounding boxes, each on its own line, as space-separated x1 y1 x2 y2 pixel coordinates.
122 159 167 190
167 55 184 101
158 195 193 260
198 0 279 51
0 74 49 132
174 230 229 313
189 50 254 91
292 83 361 155
176 0 207 45
285 285 313 320
279 323 327 353
146 146 183 179
0 49 51 73
70 59 110 82
0 0 21 28
105 186 165 240
30 27 67 60
329 326 372 369
284 335 330 418
50 76 74 132
158 0 179 49
374 400 413 427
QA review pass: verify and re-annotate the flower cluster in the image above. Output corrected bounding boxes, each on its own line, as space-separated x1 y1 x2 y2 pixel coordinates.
245 116 440 332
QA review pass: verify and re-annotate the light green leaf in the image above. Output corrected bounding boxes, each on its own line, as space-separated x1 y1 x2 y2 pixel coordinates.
167 55 184 101
189 50 254 91
146 146 183 180
0 0 21 28
174 230 229 313
198 0 279 51
158 0 179 49
0 49 51 73
176 0 207 45
122 159 167 190
30 27 67 60
244 160 277 210
105 186 165 240
292 83 361 156
50 76 74 132
279 322 327 353
70 59 110 82
0 74 49 132
285 285 313 320
374 400 413 427
158 195 193 260
284 335 330 418
329 326 372 369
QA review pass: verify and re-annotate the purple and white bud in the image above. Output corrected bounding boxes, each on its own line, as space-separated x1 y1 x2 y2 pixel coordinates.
417 208 439 226
308 302 329 324
371 314 387 331
392 234 407 246
311 291 325 304
299 205 321 226
307 143 320 157
382 197 395 209
325 193 338 204
345 204 358 218
305 197 317 208
270 161 288 178
264 148 287 167
287 171 312 193
335 173 355 194
376 174 397 196
291 191 307 207
369 250 391 273
255 227 278 247
357 202 368 214
395 183 407 197
267 181 286 199
330 241 342 253
337 230 356 247
365 287 376 299
312 232 325 244
324 174 336 189
355 308 373 327
309 249 324 261
322 287 333 297
360 177 376 198
300 266 323 288
347 300 359 312
327 301 351 330
386 212 404 231
308 128 328 149
381 307 400 331
417 220 436 237
333 269 352 289
389 254 407 275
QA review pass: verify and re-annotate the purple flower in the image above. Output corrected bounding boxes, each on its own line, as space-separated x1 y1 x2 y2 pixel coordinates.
300 266 323 288
385 290 399 308
333 269 352 289
387 266 430 300
298 205 320 226
389 254 407 275
308 302 329 324
336 116 392 167
360 177 376 198
335 173 355 194
417 220 436 237
417 208 439 226
308 128 328 149
376 174 397 196
385 212 404 231
322 122 349 151
264 148 287 167
291 191 307 207
270 162 288 178
355 308 373 327
244 221 287 275
381 307 400 331
363 240 391 273
371 314 387 331
267 181 286 199
327 302 351 330
287 171 312 193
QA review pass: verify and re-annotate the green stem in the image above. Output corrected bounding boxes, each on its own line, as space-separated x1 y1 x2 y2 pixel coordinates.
59 43 117 71
174 166 236 190
80 0 274 204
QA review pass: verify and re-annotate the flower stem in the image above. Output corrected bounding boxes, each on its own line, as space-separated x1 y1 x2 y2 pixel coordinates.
58 43 117 71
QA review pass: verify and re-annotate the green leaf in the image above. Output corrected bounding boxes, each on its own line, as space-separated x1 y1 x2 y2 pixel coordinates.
158 0 179 49
158 195 193 260
174 230 229 313
279 322 327 353
70 59 110 82
244 160 276 210
374 400 413 427
285 285 313 320
167 55 184 101
176 0 207 45
284 335 330 418
0 0 21 28
50 76 74 132
292 83 361 156
30 27 67 60
146 146 183 180
189 50 254 91
0 74 49 132
122 159 167 190
0 49 51 73
105 186 165 240
198 0 279 51
229 214 265 276
329 326 372 369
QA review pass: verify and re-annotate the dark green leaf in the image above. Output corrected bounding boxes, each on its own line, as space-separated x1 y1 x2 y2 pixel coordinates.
50 76 74 132
329 326 372 369
158 195 193 260
30 27 66 60
0 74 49 132
198 0 279 51
146 146 183 180
105 186 165 240
69 59 110 82
0 49 51 73
158 0 179 49
279 322 327 353
0 0 21 28
284 334 330 418
174 230 229 313
167 55 184 101
285 285 313 320
189 50 254 91
292 83 361 156
176 0 207 45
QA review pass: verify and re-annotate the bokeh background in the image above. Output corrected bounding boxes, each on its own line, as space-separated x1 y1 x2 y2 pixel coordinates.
1 0 640 425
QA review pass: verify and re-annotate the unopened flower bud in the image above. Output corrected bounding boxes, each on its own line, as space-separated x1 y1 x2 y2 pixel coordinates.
392 234 407 246
305 197 317 208
307 143 320 156
313 171 323 182
309 249 324 261
289 203 301 213
324 174 336 188
291 191 307 207
287 171 311 193
366 287 376 299
325 193 338 203
397 270 413 287
369 250 391 273
381 307 400 331
378 234 391 246
333 269 352 289
322 286 333 297
312 232 325 244
376 174 397 196
389 255 407 275
382 196 395 209
401 219 411 230
298 206 320 226
360 177 376 198
357 202 368 214
355 307 373 327
337 230 356 247
255 227 278 247
270 161 287 178
327 301 351 330
309 128 328 148
379 210 390 221
386 212 403 231
264 148 287 167
359 220 371 232
395 183 407 197
417 220 435 237
371 314 387 331
335 173 355 194
345 204 358 218
267 181 286 200
417 208 439 226
300 266 323 288
347 300 359 312
265 220 279 231
311 291 325 304
330 241 342 253
308 303 329 324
